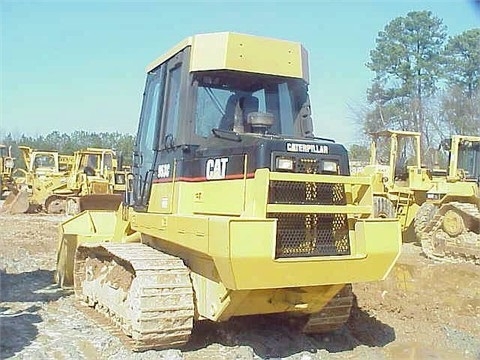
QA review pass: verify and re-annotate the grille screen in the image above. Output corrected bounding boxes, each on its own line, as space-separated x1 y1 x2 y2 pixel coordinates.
269 181 347 205
269 212 351 258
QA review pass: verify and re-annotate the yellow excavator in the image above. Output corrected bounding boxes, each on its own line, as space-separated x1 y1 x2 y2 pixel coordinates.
55 32 402 351
415 135 480 264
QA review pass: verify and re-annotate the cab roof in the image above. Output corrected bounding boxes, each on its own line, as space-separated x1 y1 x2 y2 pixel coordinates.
146 32 309 83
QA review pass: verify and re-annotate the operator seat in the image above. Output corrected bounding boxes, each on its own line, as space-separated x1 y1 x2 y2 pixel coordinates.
241 95 259 132
219 94 259 132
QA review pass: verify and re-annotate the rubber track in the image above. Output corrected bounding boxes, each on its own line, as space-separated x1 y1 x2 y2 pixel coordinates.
302 284 353 333
420 201 480 265
74 243 195 351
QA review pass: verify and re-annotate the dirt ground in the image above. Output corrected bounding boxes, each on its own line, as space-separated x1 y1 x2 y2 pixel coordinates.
0 211 479 360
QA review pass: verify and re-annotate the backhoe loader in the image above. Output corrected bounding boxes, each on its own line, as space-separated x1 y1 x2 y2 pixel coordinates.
55 32 402 351
415 135 480 264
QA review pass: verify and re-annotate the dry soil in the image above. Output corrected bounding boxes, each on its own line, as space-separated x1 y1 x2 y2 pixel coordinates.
0 211 479 360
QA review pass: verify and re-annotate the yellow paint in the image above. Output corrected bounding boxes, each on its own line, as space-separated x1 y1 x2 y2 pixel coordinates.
56 32 403 326
147 32 309 82
359 130 433 233
56 163 402 320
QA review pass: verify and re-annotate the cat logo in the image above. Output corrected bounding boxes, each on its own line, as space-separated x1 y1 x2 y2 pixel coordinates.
157 164 171 178
206 158 228 180
287 142 329 154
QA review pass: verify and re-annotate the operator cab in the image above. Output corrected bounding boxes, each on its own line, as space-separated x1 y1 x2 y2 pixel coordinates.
31 152 59 175
131 32 349 210
456 139 480 182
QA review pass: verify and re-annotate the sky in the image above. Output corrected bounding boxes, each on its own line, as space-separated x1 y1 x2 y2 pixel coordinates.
1 0 479 147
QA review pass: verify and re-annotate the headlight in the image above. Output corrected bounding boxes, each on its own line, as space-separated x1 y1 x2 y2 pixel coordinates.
276 157 294 171
322 160 338 173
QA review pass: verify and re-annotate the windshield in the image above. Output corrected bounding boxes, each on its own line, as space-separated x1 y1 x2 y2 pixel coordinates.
457 141 480 180
193 71 309 138
81 154 100 171
33 154 56 170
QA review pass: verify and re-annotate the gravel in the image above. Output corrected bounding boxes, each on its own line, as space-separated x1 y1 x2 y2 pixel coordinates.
1 212 479 359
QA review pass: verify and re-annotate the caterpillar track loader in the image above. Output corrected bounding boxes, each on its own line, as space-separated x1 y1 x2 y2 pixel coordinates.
3 147 123 214
415 135 480 264
0 144 15 199
3 146 70 214
55 32 401 351
63 148 123 215
358 130 432 238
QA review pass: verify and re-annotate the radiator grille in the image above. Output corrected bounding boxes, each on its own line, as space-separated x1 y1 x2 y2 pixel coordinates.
269 181 346 205
269 212 351 258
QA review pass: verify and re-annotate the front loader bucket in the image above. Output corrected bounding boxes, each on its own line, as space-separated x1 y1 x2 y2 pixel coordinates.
1 190 29 214
78 194 122 212
55 210 118 287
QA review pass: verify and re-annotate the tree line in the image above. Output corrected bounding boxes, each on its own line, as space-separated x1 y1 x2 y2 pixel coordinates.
352 10 479 161
2 11 478 166
1 131 135 168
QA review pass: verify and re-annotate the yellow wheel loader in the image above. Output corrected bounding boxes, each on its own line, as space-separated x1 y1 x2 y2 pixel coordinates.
357 130 432 236
55 32 402 351
415 135 480 264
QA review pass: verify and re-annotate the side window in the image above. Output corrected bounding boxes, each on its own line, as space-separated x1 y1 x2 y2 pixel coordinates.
138 75 163 155
163 66 182 144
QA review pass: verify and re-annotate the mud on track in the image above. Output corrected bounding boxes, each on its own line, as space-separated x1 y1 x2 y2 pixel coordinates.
1 211 479 359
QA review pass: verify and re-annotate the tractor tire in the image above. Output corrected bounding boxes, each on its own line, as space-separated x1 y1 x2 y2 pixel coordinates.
373 196 396 218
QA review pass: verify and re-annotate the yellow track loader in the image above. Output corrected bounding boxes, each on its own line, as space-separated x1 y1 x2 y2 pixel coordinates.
63 148 123 215
3 146 122 214
415 135 480 264
0 144 15 199
357 130 432 237
55 32 401 351
4 146 69 213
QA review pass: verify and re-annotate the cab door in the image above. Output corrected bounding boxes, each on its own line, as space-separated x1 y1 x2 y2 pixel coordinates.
132 65 166 210
132 48 189 211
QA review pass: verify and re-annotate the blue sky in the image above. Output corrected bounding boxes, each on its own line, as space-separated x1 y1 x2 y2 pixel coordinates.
1 1 479 146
